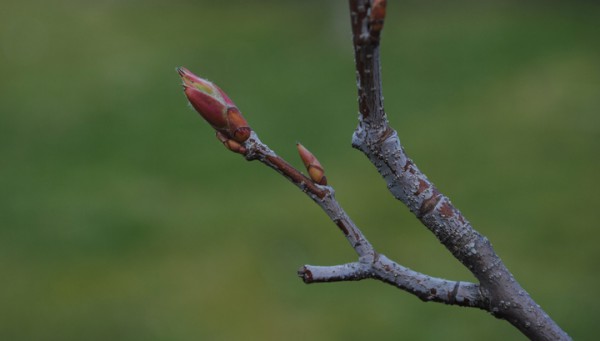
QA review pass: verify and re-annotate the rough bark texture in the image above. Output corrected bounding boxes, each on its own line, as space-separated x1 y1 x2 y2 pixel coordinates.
243 132 485 307
348 0 569 339
180 1 571 339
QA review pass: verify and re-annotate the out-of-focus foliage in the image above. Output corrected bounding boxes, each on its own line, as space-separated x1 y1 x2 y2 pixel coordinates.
1 1 598 339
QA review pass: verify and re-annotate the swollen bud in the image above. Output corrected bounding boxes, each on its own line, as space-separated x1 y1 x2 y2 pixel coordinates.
297 143 327 185
177 67 251 143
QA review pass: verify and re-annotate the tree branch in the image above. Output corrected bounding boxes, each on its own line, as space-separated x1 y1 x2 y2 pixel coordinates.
348 0 570 339
300 255 484 308
299 263 369 283
240 132 483 308
177 1 571 338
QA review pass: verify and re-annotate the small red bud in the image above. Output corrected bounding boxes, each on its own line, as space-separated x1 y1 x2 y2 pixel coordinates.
297 143 327 185
178 67 251 142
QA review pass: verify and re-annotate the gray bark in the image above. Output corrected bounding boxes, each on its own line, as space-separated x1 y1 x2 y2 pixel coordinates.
347 1 570 339
180 1 572 339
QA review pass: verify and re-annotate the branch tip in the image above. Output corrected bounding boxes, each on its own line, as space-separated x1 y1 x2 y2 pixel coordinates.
297 266 313 283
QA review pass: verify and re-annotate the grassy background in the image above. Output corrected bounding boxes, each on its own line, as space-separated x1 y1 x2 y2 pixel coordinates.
1 0 599 339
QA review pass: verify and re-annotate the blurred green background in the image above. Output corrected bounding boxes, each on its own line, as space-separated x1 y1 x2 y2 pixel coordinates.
1 0 599 339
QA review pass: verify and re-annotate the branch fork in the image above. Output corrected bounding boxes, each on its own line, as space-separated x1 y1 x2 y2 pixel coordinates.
176 1 570 339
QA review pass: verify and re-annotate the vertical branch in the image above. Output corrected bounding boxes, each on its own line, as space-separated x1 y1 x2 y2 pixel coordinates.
349 0 388 135
347 1 570 340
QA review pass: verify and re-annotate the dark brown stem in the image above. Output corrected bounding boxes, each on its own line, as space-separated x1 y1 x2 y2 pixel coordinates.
242 133 326 199
348 0 570 340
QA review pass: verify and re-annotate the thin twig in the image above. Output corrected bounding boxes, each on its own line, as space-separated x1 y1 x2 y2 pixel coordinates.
240 132 483 307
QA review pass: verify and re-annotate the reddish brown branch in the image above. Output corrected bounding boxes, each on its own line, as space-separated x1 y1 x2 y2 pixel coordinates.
349 0 386 123
241 132 375 258
264 154 327 199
